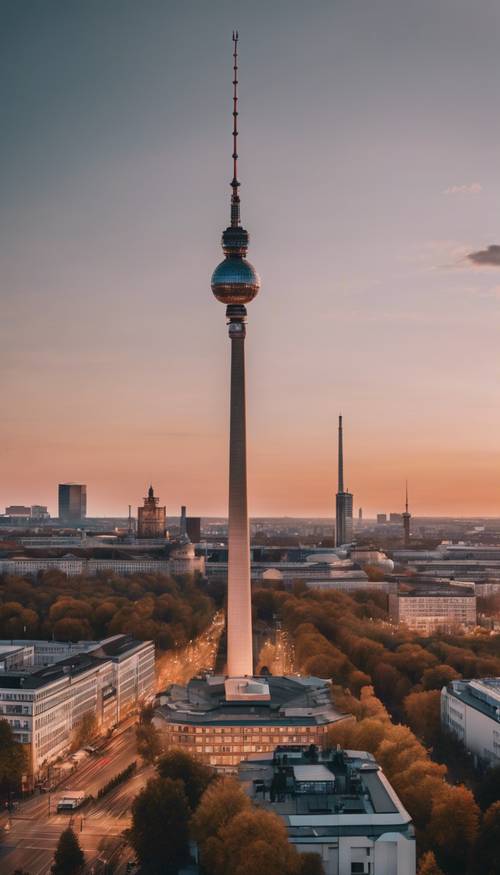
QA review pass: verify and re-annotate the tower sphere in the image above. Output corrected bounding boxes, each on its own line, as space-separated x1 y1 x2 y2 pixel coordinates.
211 255 260 305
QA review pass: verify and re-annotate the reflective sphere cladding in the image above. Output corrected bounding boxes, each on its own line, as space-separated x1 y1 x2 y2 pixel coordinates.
211 257 261 305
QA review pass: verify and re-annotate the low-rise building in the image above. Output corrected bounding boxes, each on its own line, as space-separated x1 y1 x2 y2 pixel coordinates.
238 745 415 875
389 586 476 635
0 552 204 577
155 675 351 773
441 678 500 767
0 635 155 779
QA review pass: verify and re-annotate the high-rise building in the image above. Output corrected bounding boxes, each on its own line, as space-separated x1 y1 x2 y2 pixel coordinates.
335 416 353 546
377 513 387 525
58 484 86 522
186 516 201 543
402 481 411 547
137 485 166 539
210 32 260 679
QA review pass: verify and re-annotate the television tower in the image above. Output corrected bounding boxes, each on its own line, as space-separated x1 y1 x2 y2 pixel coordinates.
335 415 354 546
211 33 260 678
402 481 411 547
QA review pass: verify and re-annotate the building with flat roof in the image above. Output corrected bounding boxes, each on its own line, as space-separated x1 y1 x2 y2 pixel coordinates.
441 678 500 767
389 586 476 635
0 634 155 779
58 483 87 522
238 745 415 875
155 675 351 772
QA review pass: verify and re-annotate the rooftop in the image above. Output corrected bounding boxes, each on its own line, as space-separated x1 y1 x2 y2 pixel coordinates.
238 746 414 839
445 678 500 723
157 674 347 728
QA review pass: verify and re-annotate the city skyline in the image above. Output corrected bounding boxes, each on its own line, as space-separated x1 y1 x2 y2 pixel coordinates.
2 1 500 517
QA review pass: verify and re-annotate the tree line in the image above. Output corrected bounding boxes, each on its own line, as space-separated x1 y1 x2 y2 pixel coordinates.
252 585 500 875
128 749 324 875
0 570 214 648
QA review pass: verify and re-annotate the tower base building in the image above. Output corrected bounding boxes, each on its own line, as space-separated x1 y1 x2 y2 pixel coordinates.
154 674 351 772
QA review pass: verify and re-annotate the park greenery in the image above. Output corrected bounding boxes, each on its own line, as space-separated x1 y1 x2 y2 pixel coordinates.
0 719 27 799
252 584 500 874
51 827 85 875
0 570 214 647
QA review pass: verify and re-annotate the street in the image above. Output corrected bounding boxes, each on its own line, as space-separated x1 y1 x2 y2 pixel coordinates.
0 615 224 874
0 725 149 875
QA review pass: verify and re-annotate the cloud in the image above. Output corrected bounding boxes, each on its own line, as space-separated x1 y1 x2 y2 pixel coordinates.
443 183 482 195
467 245 500 267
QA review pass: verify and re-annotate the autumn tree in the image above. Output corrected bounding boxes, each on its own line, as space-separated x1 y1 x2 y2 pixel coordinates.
475 762 500 811
51 828 84 875
417 851 445 875
215 807 299 875
475 801 500 875
422 664 461 691
156 749 214 810
0 720 27 802
128 777 190 875
136 722 162 763
428 783 480 873
191 778 251 850
403 690 441 746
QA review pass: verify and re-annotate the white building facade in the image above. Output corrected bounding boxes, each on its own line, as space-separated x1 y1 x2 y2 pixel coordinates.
239 747 415 875
441 678 500 767
389 589 476 635
0 635 155 778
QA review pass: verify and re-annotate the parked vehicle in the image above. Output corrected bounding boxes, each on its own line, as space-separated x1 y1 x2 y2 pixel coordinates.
56 790 87 811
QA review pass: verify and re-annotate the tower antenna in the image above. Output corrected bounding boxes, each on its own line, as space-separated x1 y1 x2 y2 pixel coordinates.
405 480 409 514
231 30 241 227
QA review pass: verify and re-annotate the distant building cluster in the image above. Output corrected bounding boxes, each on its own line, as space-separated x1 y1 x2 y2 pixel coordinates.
0 634 155 780
389 586 477 635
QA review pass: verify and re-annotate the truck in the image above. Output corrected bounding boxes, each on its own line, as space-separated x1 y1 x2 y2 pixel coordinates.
56 790 87 812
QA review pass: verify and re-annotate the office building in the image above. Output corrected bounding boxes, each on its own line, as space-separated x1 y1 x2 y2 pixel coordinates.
5 505 31 517
441 678 500 767
186 516 201 543
137 485 166 539
0 635 155 779
239 746 416 875
335 416 353 547
58 483 87 522
377 514 387 525
31 505 50 519
389 586 477 635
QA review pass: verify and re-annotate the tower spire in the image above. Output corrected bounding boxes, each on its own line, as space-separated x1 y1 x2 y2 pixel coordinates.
338 415 344 493
405 480 409 514
231 30 240 228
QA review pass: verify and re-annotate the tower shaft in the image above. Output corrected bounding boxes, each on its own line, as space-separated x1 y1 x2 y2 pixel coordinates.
335 414 353 546
226 309 253 676
338 415 344 493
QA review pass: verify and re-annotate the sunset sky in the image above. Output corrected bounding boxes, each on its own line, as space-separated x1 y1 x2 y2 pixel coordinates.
1 0 499 518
